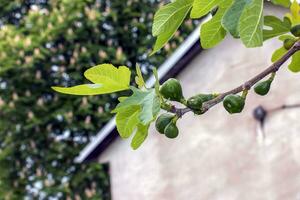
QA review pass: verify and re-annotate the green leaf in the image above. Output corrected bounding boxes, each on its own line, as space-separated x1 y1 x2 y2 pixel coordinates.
239 0 264 47
263 16 291 41
271 46 287 62
200 0 233 49
288 51 300 72
222 0 251 38
131 123 149 150
271 0 291 8
135 64 145 89
52 84 108 95
113 87 160 125
118 96 128 102
52 64 131 95
113 86 160 148
150 0 193 55
278 34 297 41
190 0 223 19
286 0 300 26
84 63 131 87
116 106 140 138
151 30 174 55
152 0 193 36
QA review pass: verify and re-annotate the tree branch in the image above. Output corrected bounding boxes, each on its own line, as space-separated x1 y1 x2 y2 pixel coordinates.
169 40 300 117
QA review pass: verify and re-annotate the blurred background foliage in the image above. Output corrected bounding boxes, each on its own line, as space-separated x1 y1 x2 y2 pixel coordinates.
0 0 196 199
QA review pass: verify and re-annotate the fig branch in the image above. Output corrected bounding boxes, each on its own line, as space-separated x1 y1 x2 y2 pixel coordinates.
165 40 300 117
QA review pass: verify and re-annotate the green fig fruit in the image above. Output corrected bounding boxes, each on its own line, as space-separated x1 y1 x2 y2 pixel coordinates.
223 94 245 114
284 38 296 50
160 78 184 102
155 113 174 134
291 24 300 37
187 94 214 112
254 79 272 96
164 122 179 139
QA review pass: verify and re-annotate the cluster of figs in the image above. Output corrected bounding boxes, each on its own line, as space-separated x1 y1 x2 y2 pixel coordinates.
156 24 300 139
156 75 273 138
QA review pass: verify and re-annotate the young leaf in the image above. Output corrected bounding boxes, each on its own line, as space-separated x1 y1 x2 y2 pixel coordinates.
131 123 149 150
285 0 300 26
271 0 291 8
190 0 224 19
200 0 233 49
263 16 291 41
150 0 193 55
116 106 140 138
271 46 288 62
222 0 251 38
278 34 297 41
239 0 264 47
52 64 131 95
52 84 107 95
118 96 128 102
84 63 131 86
135 64 146 89
152 0 193 36
113 87 160 125
288 51 300 72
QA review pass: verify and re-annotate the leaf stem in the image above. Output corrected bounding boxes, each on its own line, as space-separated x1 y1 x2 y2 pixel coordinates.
241 90 248 98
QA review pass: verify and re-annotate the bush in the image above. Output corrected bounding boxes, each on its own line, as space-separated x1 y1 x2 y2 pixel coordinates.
0 0 196 199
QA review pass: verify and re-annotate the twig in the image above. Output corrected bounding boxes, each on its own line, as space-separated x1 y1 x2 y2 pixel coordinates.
168 40 300 117
268 103 300 112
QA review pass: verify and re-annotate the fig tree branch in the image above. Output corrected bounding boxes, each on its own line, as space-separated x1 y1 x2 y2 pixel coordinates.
269 103 300 112
168 40 300 117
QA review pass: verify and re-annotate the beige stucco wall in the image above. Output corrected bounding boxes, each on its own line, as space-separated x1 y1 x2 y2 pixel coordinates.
98 7 300 200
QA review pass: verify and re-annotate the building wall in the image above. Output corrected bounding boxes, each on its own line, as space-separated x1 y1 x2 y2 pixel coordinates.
99 7 300 200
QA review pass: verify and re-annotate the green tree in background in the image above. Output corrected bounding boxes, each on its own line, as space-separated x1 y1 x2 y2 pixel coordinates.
0 0 196 199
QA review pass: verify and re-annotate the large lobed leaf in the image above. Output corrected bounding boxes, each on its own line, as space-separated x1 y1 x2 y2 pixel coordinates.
152 0 193 36
200 0 233 49
263 16 291 41
239 0 264 47
222 0 251 38
151 0 193 55
52 64 131 95
190 0 224 19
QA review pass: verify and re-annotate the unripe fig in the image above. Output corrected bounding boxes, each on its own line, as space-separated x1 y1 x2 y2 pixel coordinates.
155 113 174 134
160 78 184 102
254 79 272 96
223 94 245 114
291 24 300 37
283 38 296 50
164 122 179 139
187 94 214 111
